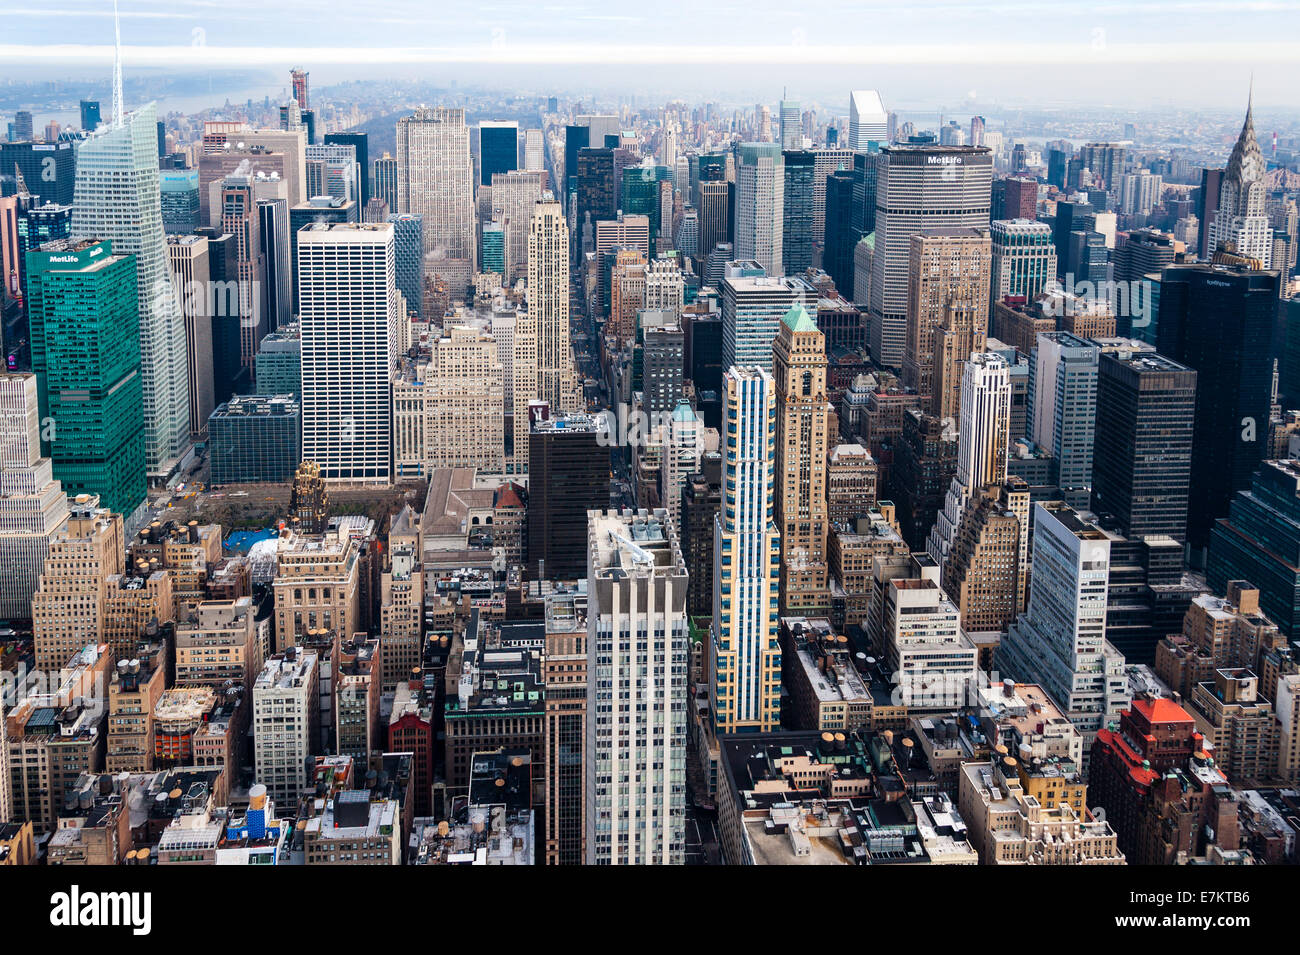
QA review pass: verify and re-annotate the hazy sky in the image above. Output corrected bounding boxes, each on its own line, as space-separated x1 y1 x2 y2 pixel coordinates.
2 0 1298 110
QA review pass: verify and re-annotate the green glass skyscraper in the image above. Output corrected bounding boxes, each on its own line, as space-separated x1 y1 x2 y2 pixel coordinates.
25 238 146 517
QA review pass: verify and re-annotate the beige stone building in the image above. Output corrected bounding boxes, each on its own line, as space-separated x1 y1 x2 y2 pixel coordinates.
272 528 362 651
31 504 124 672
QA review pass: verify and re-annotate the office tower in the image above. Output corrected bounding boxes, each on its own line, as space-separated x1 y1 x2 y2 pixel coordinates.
1208 461 1300 638
9 111 33 143
197 131 306 227
298 222 401 482
644 256 684 322
870 145 993 369
593 213 650 313
720 270 801 373
14 202 72 320
1029 332 1099 510
1050 200 1092 279
305 143 360 202
479 120 519 185
929 352 1013 562
620 163 671 247
542 588 587 864
214 174 265 378
253 649 319 806
373 152 398 212
682 453 723 617
1197 167 1224 260
998 503 1131 753
585 508 688 865
1155 264 1278 550
524 129 544 172
695 175 730 260
159 169 200 234
990 219 1055 305
1077 142 1126 191
778 100 801 150
385 213 424 319
25 239 146 516
710 366 782 734
0 141 75 206
0 373 69 619
208 395 301 484
31 503 124 672
1117 169 1163 216
395 107 477 285
658 399 703 543
903 227 992 421
528 196 577 415
166 234 216 440
874 554 979 708
733 143 783 276
969 115 986 148
990 177 1039 222
73 105 190 480
255 322 300 397
642 324 685 415
562 123 589 201
848 90 888 150
393 326 504 476
1111 230 1174 332
823 170 857 298
772 305 831 614
675 207 699 258
1092 343 1196 542
575 147 616 260
79 100 101 132
255 182 291 334
811 148 855 251
1208 96 1273 266
826 443 877 526
527 413 609 581
324 132 369 204
492 170 544 283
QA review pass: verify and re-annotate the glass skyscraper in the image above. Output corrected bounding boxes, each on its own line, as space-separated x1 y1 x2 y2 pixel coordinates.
72 105 191 479
25 239 146 516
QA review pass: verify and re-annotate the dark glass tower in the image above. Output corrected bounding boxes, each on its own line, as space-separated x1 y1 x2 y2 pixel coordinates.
527 414 610 581
782 150 814 275
1155 264 1280 552
324 132 370 204
1092 346 1197 542
823 170 856 298
480 122 518 186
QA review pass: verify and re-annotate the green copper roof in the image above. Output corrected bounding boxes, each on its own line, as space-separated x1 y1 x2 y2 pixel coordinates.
782 302 817 333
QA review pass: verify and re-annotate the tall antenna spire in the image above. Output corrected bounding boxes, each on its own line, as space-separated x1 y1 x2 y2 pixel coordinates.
112 0 125 128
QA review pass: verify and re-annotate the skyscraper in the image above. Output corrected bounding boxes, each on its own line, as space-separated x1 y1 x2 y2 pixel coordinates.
772 304 830 615
479 120 519 185
998 502 1132 757
528 413 609 581
823 170 857 299
1208 95 1273 266
779 99 802 150
586 508 688 864
733 143 783 276
298 222 401 482
324 132 369 204
782 150 815 275
72 104 191 479
848 90 888 150
929 352 1012 568
903 227 992 422
1030 331 1099 511
373 152 398 212
870 145 993 369
386 213 424 320
25 239 146 516
1091 342 1196 543
395 107 477 288
990 218 1056 305
528 195 578 415
710 366 781 734
80 100 101 132
720 270 801 373
492 170 544 283
0 372 69 619
1154 264 1278 550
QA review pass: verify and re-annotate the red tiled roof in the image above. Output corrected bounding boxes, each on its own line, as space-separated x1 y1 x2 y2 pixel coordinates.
1131 697 1193 725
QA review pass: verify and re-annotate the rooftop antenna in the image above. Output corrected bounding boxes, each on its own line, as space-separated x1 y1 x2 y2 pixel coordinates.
112 0 125 128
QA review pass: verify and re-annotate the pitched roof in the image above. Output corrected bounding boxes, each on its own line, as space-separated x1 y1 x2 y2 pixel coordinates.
782 302 818 333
